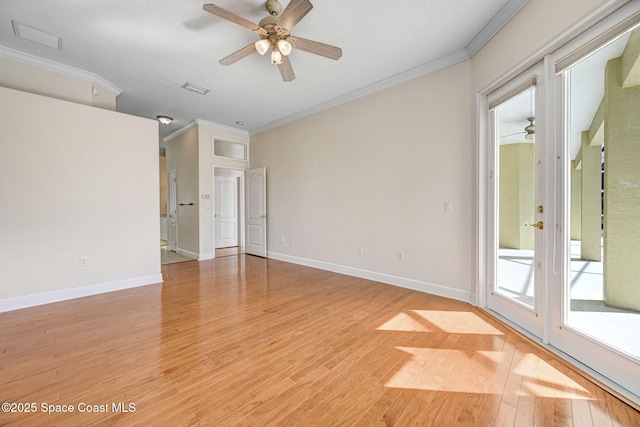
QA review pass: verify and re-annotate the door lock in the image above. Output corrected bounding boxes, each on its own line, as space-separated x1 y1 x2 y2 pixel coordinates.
528 221 543 229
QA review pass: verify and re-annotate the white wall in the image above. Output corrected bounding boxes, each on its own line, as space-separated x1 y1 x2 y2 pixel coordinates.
0 87 161 311
251 61 474 303
0 56 117 110
165 126 200 256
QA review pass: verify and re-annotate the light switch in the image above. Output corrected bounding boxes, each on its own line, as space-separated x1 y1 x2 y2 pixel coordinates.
445 201 453 212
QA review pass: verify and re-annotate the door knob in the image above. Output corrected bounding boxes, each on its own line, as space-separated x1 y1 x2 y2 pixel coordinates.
528 221 543 229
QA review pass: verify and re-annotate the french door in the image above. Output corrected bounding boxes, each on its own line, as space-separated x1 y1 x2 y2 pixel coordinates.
486 63 545 339
483 6 640 402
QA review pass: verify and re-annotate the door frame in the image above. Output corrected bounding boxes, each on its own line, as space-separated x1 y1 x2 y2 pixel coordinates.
167 169 178 252
212 166 245 257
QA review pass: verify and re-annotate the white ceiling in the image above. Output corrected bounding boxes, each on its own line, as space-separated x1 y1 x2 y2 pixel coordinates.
0 0 528 151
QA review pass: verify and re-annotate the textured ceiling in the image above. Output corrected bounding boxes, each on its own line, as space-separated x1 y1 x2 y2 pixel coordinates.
0 0 526 151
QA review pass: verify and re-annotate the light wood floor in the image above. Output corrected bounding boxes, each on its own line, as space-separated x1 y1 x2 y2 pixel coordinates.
1 256 638 426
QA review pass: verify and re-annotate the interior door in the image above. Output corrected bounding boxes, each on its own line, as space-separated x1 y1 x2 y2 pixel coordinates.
168 170 178 252
487 65 544 338
214 174 239 248
245 167 267 257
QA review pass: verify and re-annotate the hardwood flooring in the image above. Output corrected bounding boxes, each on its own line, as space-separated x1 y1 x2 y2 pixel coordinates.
1 255 638 426
215 246 244 258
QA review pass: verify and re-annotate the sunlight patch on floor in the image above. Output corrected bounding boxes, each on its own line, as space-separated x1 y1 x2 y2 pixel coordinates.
385 347 593 399
376 312 435 332
377 310 505 335
411 310 506 335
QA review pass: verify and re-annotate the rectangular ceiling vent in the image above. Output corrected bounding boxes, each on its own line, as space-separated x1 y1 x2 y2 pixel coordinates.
181 82 210 95
12 21 63 49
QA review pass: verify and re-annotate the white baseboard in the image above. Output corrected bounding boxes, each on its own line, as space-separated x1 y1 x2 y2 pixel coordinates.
268 252 474 304
198 252 214 261
176 248 199 259
0 274 163 313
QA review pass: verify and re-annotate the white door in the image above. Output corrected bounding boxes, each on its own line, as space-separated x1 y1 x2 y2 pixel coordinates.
168 170 178 252
214 174 239 248
245 167 266 257
486 64 544 338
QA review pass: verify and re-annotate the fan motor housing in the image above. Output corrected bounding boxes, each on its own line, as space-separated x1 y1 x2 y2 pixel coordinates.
265 0 282 16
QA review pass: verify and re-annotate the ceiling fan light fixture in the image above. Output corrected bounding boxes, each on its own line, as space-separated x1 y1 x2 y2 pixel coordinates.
156 115 173 125
271 48 283 65
277 39 292 56
255 39 270 56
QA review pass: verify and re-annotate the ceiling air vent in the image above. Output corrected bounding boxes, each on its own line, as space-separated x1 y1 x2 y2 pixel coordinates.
12 21 62 49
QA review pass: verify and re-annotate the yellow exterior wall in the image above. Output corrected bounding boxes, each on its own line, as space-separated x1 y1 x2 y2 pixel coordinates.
603 57 640 311
499 143 535 250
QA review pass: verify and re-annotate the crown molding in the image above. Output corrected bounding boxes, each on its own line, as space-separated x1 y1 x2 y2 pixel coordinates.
0 45 122 97
194 119 250 136
163 121 197 143
465 0 530 57
249 49 470 136
163 119 249 143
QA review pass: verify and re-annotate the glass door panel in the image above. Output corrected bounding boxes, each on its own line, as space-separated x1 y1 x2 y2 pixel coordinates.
487 64 544 339
553 20 640 398
496 88 537 309
564 33 640 359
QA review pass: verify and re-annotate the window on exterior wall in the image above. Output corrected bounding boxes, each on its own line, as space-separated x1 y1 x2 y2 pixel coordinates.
213 139 247 161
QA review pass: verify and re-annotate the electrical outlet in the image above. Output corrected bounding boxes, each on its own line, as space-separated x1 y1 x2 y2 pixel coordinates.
357 245 364 255
79 256 88 267
398 251 405 260
289 238 293 245
280 235 285 244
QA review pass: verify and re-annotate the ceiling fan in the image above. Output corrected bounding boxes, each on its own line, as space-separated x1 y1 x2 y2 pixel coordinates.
501 117 535 140
203 0 342 82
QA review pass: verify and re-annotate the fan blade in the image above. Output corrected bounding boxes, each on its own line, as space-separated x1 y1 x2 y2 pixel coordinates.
219 43 257 66
277 0 313 32
203 4 264 34
501 131 526 138
289 36 342 60
278 55 296 82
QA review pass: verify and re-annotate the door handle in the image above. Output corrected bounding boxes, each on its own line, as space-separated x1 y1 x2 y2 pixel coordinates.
528 221 543 229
